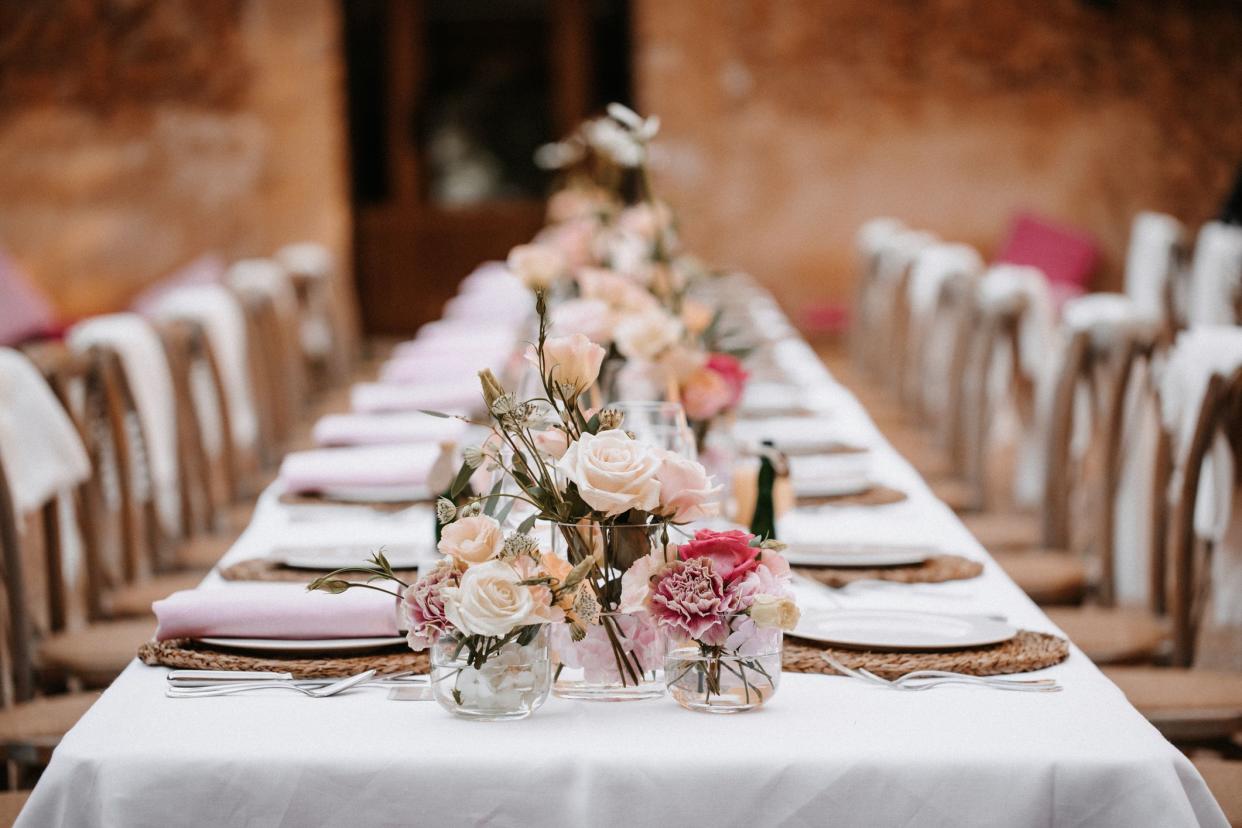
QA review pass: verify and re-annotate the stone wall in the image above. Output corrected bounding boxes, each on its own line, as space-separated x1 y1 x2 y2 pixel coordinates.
633 0 1242 319
0 0 351 319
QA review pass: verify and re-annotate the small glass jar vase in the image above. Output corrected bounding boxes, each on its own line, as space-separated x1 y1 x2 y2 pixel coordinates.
665 628 782 714
430 626 552 721
549 520 669 701
550 611 667 701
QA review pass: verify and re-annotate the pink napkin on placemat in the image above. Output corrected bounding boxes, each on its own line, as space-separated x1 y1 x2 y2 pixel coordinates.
153 584 401 641
380 353 507 384
279 443 442 493
312 412 466 447
350 381 481 414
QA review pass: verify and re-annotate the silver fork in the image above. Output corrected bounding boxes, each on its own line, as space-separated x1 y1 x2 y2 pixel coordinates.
820 653 1060 692
165 670 377 699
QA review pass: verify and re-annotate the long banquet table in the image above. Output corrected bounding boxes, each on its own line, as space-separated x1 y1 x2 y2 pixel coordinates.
16 283 1227 828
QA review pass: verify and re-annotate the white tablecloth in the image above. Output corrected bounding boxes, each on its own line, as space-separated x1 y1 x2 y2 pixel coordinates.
17 315 1226 828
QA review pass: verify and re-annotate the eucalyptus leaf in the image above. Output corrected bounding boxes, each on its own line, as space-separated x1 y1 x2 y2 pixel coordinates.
449 459 474 498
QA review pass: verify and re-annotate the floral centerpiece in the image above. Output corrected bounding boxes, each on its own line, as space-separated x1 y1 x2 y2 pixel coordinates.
620 528 799 713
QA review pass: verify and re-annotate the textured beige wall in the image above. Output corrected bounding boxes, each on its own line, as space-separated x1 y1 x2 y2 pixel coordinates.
633 0 1242 320
0 0 351 319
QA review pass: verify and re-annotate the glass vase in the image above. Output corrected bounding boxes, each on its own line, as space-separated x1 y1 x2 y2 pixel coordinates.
430 625 551 721
665 628 782 714
549 520 668 700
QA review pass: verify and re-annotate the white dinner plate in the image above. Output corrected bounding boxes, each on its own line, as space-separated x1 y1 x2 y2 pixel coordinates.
271 543 426 570
793 608 1017 651
784 542 934 567
319 485 430 503
198 636 407 654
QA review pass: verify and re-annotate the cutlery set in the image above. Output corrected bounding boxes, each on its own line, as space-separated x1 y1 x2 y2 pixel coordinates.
820 653 1061 693
165 669 429 698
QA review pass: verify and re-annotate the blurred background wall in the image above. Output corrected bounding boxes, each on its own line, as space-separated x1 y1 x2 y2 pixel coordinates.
0 0 351 318
0 0 1239 331
635 0 1242 316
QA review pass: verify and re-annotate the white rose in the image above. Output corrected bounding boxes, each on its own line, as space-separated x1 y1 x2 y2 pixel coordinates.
441 560 535 637
551 298 615 345
749 594 800 631
557 430 662 516
437 514 503 567
527 333 607 394
614 309 683 362
655 449 721 522
507 243 565 291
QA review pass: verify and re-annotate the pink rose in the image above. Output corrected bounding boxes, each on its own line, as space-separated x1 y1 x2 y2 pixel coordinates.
655 449 720 522
680 367 732 421
649 558 732 644
705 353 747 408
678 529 760 583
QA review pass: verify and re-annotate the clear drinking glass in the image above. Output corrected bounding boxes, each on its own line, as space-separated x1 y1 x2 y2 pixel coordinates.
547 520 668 700
430 626 552 721
609 400 697 460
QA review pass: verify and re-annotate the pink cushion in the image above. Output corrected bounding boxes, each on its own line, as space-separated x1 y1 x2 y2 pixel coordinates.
0 251 57 346
995 213 1098 291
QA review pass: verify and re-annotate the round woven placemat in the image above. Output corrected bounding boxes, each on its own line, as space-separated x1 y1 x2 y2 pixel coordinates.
139 639 429 678
219 559 421 583
783 630 1069 679
797 485 907 508
794 554 983 588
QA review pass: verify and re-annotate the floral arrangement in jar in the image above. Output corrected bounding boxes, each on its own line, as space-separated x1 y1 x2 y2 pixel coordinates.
620 528 799 713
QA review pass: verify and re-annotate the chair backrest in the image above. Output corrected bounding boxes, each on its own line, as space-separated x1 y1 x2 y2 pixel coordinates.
1167 366 1242 666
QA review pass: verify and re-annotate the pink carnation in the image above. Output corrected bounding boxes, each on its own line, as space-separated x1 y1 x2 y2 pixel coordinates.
678 528 760 583
649 558 733 645
704 353 748 408
401 563 457 651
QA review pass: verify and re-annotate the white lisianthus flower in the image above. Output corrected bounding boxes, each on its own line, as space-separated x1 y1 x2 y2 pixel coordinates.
441 560 536 637
614 308 683 362
748 594 800 631
584 117 645 168
527 333 607 395
557 430 662 516
605 102 660 142
506 243 565 291
437 514 504 567
654 449 721 522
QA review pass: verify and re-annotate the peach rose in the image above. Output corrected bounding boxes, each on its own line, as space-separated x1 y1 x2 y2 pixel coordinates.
437 514 504 567
680 366 733 421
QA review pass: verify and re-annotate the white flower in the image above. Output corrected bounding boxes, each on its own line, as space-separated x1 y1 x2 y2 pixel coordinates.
441 559 537 638
748 594 800 630
655 449 720 522
551 298 616 345
578 267 657 313
507 243 565 291
527 333 607 395
604 230 653 276
557 430 662 516
534 139 584 170
584 118 645 168
614 308 683 362
605 103 660 142
437 514 504 567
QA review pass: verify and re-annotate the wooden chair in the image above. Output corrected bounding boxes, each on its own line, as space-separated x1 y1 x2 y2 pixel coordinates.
1103 368 1242 743
2 346 152 690
1191 758 1242 827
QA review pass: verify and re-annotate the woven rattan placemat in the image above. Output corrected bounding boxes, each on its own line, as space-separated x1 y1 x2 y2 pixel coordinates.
794 554 983 588
783 631 1069 679
219 559 421 583
139 639 429 678
797 485 907 508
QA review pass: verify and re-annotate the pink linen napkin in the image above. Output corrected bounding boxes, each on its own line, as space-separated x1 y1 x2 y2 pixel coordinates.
312 412 466 447
350 381 481 414
279 443 442 493
153 584 401 641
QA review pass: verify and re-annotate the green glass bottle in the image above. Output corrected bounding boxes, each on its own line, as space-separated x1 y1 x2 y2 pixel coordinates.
749 440 779 541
